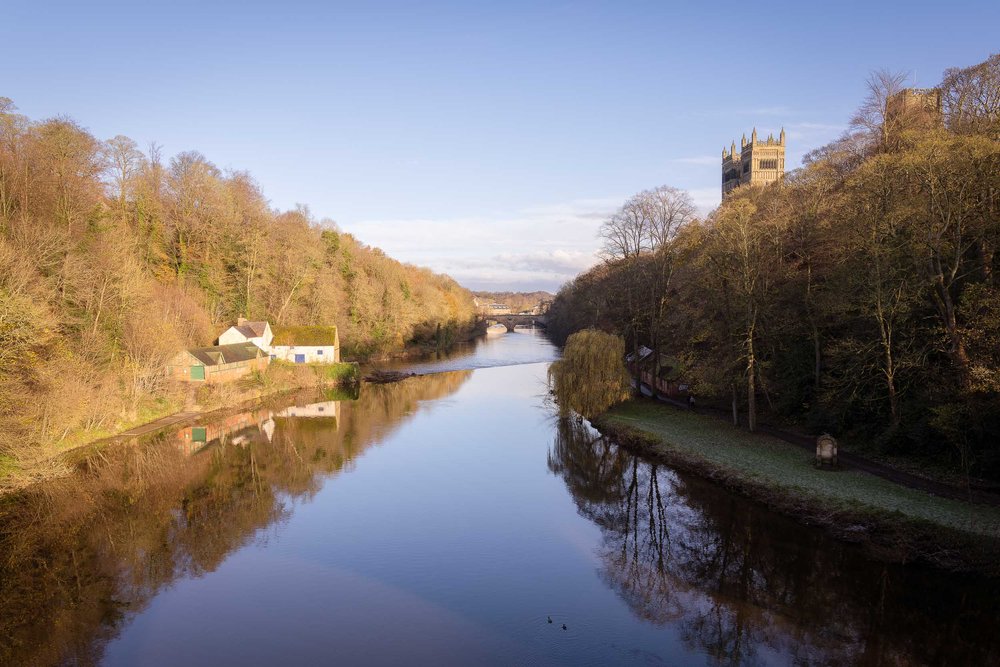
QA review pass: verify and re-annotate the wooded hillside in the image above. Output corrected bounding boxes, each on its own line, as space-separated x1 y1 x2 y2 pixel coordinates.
547 54 1000 481
0 100 475 466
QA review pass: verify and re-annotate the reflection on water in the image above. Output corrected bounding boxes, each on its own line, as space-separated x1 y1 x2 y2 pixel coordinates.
0 372 471 667
0 331 997 666
175 407 275 455
382 327 558 374
550 418 1000 665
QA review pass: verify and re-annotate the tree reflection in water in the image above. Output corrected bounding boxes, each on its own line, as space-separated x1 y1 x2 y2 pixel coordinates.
548 417 1000 666
0 371 471 667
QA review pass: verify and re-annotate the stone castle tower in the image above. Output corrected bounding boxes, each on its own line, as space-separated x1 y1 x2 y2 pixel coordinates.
884 88 942 146
722 127 786 199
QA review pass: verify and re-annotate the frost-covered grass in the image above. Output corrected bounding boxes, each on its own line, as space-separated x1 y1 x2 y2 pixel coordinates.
604 401 1000 538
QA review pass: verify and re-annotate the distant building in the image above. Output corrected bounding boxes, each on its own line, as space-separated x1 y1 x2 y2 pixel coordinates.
216 319 341 363
885 88 943 142
270 325 341 363
218 318 273 350
487 303 511 315
626 346 692 399
722 127 786 199
533 300 552 315
167 342 269 383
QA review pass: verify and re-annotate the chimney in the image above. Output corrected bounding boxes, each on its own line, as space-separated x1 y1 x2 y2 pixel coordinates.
238 316 247 326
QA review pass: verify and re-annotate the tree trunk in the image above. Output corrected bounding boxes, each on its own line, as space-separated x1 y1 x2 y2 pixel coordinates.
812 323 822 391
979 239 994 285
886 369 900 427
632 336 642 396
934 279 971 388
731 384 739 427
746 338 757 432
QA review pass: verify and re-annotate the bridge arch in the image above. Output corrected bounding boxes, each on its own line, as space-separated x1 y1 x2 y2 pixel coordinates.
487 314 548 333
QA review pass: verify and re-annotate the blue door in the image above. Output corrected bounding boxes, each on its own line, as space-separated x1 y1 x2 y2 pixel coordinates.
294 354 306 363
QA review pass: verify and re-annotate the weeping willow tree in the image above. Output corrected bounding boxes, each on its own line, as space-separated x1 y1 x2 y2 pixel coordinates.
549 329 632 419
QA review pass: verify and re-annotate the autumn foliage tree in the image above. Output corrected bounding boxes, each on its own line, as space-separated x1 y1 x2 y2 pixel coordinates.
548 53 1000 480
0 97 476 469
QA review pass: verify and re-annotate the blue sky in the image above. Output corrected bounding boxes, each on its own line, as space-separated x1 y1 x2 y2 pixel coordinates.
4 1 998 291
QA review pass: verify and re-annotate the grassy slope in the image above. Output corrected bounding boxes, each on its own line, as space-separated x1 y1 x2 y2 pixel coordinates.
601 401 1000 538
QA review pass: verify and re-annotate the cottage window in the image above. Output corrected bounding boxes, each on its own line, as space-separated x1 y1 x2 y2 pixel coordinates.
317 349 324 355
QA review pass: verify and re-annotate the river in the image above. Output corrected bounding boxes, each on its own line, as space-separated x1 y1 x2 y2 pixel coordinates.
1 329 997 665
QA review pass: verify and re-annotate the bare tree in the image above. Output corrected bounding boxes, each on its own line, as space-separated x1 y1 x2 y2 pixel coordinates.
600 186 696 259
707 196 782 432
643 185 696 249
102 135 145 210
850 69 910 150
941 53 1000 137
600 195 649 259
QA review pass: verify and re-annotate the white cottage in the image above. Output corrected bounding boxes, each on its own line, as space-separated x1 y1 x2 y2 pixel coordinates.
274 401 341 421
218 318 273 351
270 325 340 363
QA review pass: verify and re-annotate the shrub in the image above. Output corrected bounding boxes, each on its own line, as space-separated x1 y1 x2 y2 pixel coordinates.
548 329 631 419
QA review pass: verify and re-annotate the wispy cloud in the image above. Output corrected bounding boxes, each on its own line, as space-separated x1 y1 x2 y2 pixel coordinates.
345 198 618 292
495 249 599 274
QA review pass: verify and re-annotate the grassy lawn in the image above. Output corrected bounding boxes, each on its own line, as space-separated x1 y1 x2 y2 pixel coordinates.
602 400 1000 538
265 360 360 385
313 361 360 384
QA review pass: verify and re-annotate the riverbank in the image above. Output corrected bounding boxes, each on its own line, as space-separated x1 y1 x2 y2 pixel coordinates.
593 399 1000 575
2 327 494 495
0 361 360 496
355 321 488 364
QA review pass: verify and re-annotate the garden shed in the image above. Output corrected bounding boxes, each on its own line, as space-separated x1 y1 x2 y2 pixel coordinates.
167 342 270 383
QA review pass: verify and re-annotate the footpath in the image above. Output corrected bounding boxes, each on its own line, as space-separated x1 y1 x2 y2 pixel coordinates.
637 382 1000 506
107 411 202 440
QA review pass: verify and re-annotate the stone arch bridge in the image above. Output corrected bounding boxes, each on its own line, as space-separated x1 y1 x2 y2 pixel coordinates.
484 314 548 333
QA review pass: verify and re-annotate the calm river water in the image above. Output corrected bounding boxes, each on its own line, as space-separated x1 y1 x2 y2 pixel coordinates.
1 330 998 666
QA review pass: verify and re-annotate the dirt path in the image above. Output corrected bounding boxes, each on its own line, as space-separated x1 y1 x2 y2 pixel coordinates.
111 411 202 439
637 383 1000 507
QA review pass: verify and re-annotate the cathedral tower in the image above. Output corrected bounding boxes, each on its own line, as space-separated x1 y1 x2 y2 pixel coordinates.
722 127 786 199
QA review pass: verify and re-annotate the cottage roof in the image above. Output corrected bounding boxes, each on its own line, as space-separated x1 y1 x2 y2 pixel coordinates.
625 346 654 364
236 321 269 337
188 342 264 366
233 325 260 339
271 325 338 346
